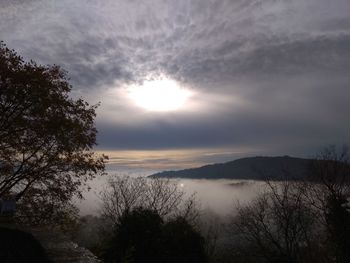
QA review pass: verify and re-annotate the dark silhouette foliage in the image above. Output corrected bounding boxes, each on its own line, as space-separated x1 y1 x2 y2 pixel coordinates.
101 207 207 263
230 181 321 263
160 217 207 263
0 227 51 263
0 42 107 225
101 176 199 225
102 208 163 263
325 195 350 262
307 146 350 263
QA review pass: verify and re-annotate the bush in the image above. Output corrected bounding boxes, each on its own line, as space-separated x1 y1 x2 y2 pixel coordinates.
100 208 207 263
102 208 163 263
160 217 207 263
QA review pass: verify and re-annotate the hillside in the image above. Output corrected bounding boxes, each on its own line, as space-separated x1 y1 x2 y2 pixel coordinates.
150 156 312 180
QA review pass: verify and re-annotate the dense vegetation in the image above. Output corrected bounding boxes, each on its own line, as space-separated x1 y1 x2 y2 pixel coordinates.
100 208 207 263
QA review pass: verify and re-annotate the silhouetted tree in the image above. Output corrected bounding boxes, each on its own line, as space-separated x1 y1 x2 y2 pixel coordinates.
302 146 350 262
229 180 323 263
0 42 107 224
100 207 207 263
160 217 208 263
15 187 79 231
102 208 163 263
101 176 198 224
228 146 350 263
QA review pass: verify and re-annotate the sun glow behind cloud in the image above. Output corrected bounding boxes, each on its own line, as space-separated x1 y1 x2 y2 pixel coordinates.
127 76 192 112
3 0 349 158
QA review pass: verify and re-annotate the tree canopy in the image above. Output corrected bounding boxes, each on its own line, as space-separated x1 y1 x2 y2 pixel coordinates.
101 207 207 263
101 176 199 224
0 42 107 223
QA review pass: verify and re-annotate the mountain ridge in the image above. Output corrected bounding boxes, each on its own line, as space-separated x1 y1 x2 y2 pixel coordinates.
149 156 312 180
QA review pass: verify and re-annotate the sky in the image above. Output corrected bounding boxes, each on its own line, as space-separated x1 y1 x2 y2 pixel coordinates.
1 0 350 170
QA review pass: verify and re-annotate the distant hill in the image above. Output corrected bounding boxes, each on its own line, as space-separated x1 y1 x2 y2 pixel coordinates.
150 156 312 180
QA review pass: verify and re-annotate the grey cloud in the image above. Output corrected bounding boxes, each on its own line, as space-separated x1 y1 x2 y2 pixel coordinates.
165 34 350 88
1 0 350 159
2 0 350 89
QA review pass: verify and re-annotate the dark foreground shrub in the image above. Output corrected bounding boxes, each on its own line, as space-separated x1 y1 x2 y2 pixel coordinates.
0 227 51 263
160 217 207 263
101 208 207 263
102 208 163 263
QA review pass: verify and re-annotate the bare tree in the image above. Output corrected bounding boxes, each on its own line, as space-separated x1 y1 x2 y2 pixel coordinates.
228 146 350 263
301 145 350 263
100 176 199 224
229 180 323 263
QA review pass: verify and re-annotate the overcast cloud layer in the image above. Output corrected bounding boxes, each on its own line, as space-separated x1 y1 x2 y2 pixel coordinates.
1 0 350 165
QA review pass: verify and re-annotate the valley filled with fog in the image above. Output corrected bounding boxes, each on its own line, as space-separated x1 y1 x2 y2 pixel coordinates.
77 165 265 216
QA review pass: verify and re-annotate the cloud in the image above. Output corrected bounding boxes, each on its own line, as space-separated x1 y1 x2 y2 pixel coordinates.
1 0 350 164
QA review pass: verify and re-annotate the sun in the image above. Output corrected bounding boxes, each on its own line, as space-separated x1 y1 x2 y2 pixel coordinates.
127 77 192 112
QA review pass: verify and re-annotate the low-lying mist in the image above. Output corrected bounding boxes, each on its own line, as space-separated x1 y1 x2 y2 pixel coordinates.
77 167 265 216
